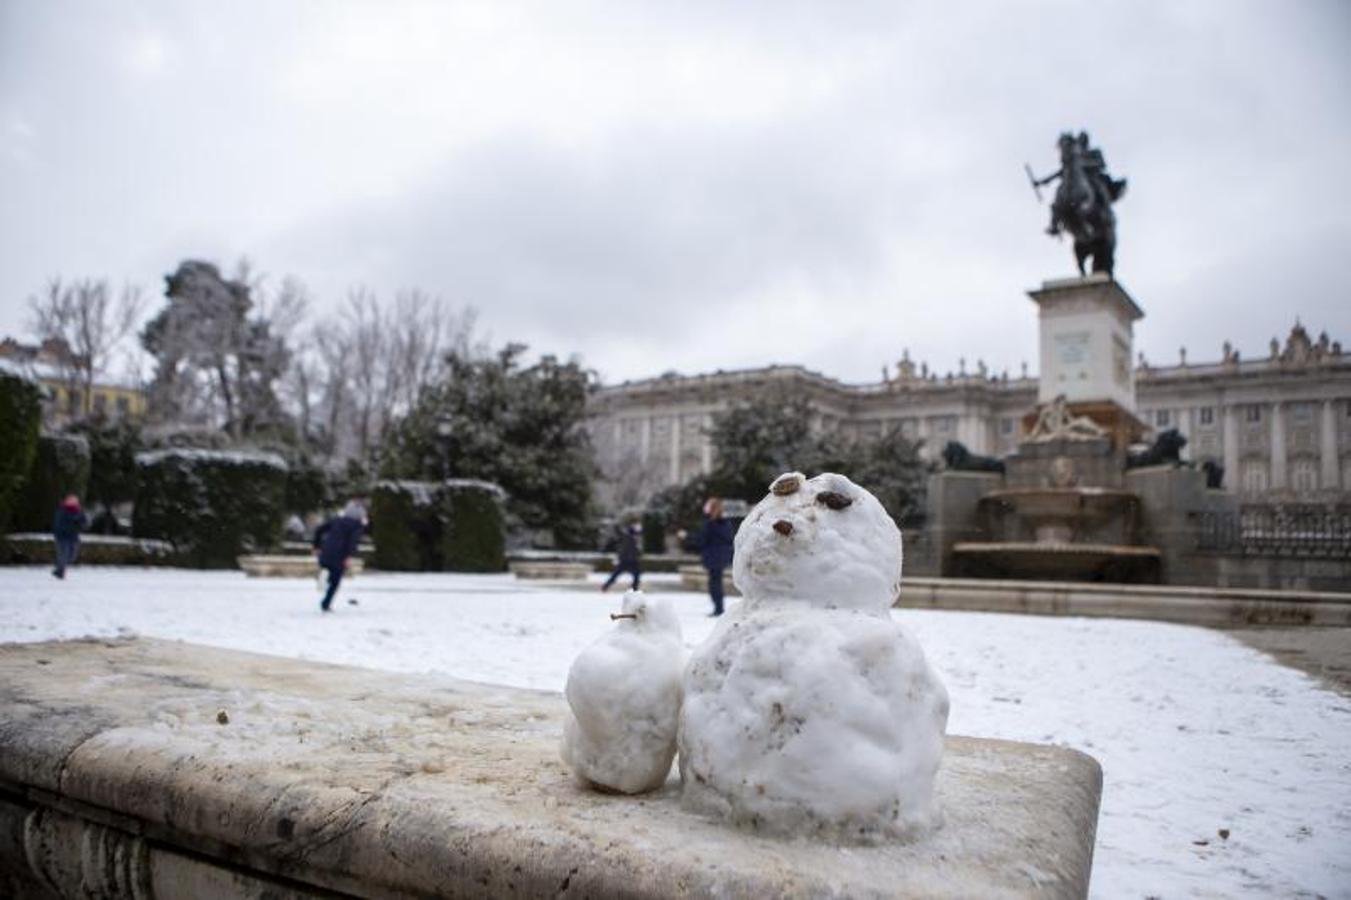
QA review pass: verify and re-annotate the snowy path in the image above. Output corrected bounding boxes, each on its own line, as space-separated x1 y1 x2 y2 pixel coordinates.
1 567 1347 899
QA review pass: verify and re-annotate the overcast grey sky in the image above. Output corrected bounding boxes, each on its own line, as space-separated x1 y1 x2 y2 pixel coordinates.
2 1 1348 385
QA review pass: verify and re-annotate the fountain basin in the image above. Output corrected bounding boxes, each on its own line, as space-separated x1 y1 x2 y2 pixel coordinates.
952 541 1162 583
978 487 1139 545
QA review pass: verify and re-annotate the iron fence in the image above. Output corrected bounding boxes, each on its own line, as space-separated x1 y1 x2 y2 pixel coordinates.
1195 504 1351 558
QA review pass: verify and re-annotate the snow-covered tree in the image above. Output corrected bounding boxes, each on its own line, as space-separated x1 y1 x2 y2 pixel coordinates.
661 390 928 529
385 344 597 548
140 259 299 440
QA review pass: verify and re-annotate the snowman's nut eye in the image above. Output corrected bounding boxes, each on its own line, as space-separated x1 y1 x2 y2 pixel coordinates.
770 473 803 496
772 520 794 536
816 491 852 510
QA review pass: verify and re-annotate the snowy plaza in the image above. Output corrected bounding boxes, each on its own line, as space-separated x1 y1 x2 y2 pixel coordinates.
2 565 1348 898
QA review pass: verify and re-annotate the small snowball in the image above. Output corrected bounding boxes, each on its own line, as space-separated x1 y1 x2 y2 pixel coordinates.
561 591 684 794
679 472 949 842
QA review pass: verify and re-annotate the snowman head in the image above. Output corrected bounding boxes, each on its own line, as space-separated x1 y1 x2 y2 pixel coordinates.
732 472 901 610
610 590 682 638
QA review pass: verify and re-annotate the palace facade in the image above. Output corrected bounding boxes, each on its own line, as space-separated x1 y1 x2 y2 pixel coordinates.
587 321 1351 509
0 337 147 426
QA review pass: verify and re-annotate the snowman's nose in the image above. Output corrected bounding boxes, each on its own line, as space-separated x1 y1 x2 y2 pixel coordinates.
772 520 794 536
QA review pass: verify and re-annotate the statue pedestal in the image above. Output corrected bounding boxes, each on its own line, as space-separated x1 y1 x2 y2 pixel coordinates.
1027 274 1146 448
1030 274 1142 409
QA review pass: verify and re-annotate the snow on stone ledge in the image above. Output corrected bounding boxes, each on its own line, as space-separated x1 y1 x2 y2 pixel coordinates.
135 448 289 471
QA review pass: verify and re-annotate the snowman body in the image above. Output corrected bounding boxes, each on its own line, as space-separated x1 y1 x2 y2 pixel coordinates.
562 591 684 794
678 472 949 841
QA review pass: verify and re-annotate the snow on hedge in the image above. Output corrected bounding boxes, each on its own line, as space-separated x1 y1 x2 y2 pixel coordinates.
135 448 289 471
375 479 507 507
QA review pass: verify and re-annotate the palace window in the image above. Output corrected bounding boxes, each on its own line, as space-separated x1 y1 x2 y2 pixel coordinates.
1291 458 1319 493
116 396 130 415
1241 461 1269 495
1000 418 1014 435
1198 407 1214 426
1290 402 1315 425
1245 404 1263 424
1155 409 1171 427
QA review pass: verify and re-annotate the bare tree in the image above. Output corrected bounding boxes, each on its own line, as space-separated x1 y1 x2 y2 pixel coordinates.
297 286 479 465
28 278 145 417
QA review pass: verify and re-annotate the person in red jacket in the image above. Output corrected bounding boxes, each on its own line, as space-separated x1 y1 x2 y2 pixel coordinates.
51 494 89 579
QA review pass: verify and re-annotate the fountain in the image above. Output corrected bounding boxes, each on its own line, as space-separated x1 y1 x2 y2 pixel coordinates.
945 397 1163 584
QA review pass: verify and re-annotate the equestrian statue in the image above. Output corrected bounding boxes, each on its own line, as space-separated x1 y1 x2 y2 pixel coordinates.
1027 132 1127 277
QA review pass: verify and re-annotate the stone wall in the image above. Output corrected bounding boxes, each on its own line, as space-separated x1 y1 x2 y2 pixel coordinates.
0 638 1103 899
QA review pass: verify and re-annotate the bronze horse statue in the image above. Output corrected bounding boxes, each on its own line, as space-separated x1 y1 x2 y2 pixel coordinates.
1031 132 1127 276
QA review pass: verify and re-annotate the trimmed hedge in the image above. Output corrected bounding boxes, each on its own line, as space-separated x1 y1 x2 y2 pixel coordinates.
371 479 506 572
14 434 91 533
0 369 42 534
641 511 666 555
133 448 288 568
440 480 507 572
370 481 439 572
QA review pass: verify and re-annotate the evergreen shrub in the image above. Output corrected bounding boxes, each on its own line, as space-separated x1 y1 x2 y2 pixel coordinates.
0 369 42 533
14 434 91 532
370 481 439 572
371 479 506 572
641 510 666 555
439 480 507 572
133 449 288 568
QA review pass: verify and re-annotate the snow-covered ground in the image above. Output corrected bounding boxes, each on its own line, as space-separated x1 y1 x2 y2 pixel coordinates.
2 566 1348 899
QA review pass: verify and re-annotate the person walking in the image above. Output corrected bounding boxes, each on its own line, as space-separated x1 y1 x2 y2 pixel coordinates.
51 494 88 579
601 520 642 592
696 497 734 616
313 500 367 613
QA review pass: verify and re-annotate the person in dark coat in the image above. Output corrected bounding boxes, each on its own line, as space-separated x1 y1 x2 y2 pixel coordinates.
313 500 367 612
696 498 735 616
51 494 88 579
601 521 642 592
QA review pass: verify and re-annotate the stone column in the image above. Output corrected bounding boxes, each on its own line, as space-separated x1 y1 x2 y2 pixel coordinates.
1321 400 1340 490
641 416 652 464
1269 402 1287 489
701 413 713 474
1223 404 1240 487
670 413 682 485
1175 407 1192 460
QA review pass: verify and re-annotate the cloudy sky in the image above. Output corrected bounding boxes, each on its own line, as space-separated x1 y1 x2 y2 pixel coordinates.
2 1 1348 386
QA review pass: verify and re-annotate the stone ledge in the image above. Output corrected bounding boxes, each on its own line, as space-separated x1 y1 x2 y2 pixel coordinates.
899 576 1351 626
0 638 1102 898
238 554 365 577
507 560 592 580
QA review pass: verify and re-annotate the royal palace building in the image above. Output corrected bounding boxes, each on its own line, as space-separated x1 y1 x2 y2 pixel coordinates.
587 320 1351 510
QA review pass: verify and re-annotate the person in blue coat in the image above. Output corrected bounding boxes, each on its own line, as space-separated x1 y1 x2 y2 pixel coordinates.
51 494 89 579
696 497 735 616
312 500 367 612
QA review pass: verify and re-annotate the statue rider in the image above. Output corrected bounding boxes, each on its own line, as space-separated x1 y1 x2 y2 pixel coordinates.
1033 132 1125 237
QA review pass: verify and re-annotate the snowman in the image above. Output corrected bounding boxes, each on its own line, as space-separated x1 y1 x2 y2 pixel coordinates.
561 590 685 794
678 472 949 841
